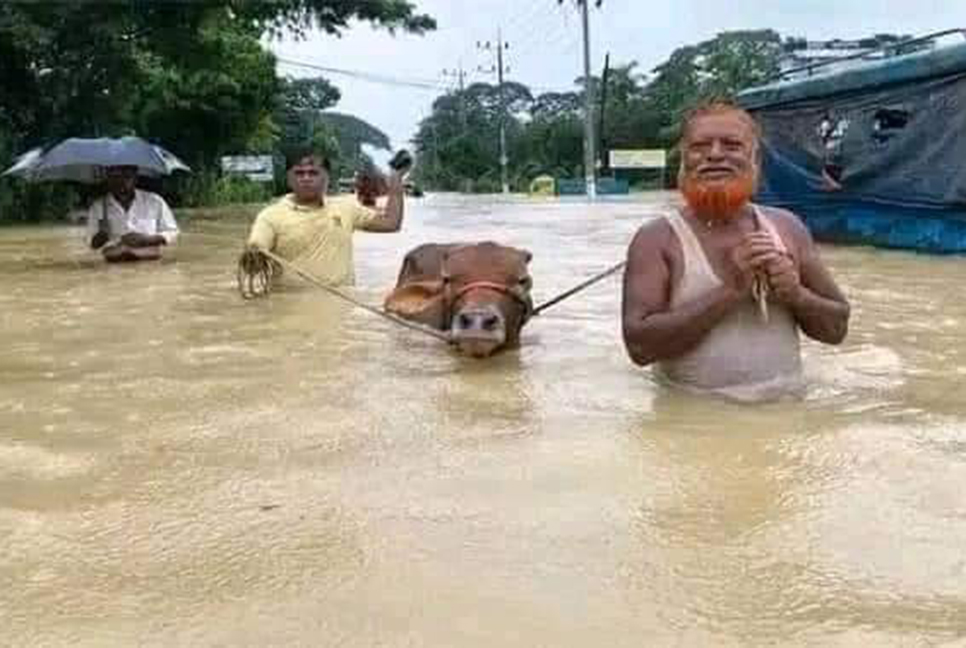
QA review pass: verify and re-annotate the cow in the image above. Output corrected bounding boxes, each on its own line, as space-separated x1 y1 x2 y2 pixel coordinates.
384 242 534 358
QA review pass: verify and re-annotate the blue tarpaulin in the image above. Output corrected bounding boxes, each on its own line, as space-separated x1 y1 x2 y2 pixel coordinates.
738 41 966 253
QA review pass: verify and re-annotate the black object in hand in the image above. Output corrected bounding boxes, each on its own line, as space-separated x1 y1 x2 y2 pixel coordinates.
388 149 414 173
91 231 110 250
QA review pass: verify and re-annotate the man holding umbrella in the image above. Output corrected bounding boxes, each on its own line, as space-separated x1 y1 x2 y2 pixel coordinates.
3 136 188 263
87 164 179 262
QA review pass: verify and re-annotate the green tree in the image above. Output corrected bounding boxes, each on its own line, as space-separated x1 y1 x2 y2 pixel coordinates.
274 76 342 158
413 81 535 191
272 77 391 184
316 112 391 161
646 30 783 142
0 1 435 220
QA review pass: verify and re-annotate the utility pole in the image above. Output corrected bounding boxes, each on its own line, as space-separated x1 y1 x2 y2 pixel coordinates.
478 31 510 194
580 0 597 198
441 63 468 130
598 52 611 175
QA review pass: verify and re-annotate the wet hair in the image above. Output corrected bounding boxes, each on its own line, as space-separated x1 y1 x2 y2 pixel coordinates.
283 147 332 173
679 100 762 145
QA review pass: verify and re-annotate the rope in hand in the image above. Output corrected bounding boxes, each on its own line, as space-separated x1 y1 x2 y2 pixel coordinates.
230 233 627 337
750 208 771 324
237 248 280 299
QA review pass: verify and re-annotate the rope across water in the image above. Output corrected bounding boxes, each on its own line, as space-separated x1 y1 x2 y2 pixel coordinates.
531 261 626 317
256 247 453 343
223 230 625 338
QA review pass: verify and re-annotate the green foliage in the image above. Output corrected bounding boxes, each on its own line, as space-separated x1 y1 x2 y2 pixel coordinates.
0 178 78 224
275 101 392 185
316 112 392 159
274 77 340 153
647 30 783 142
231 0 435 38
414 30 794 192
175 172 275 208
0 1 434 221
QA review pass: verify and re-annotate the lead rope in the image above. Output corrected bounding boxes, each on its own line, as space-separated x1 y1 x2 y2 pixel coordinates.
230 233 626 336
530 260 626 317
750 207 771 324
255 248 452 343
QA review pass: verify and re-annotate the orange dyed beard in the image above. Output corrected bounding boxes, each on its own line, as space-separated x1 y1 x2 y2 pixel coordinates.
680 172 756 223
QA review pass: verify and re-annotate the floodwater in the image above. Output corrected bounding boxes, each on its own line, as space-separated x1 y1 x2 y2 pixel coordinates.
2 193 966 647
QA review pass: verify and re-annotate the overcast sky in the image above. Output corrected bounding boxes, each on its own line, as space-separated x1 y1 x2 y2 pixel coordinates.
267 0 966 160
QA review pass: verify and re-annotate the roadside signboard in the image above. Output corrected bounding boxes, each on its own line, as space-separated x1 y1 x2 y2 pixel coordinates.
608 149 667 169
220 155 274 182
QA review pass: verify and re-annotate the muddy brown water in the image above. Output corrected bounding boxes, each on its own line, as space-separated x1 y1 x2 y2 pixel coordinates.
2 193 965 646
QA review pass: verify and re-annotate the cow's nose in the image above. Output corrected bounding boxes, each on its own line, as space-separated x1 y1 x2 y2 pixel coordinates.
481 314 500 331
457 312 474 329
453 307 505 333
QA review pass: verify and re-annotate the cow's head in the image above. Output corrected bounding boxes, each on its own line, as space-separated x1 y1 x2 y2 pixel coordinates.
384 242 533 358
444 243 533 357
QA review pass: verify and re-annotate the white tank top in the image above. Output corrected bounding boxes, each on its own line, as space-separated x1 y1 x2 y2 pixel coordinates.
656 207 804 402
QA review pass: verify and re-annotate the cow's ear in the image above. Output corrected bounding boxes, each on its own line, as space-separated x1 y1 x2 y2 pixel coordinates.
384 279 448 329
384 279 445 313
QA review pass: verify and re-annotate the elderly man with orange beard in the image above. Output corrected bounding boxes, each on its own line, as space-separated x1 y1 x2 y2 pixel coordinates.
621 102 850 401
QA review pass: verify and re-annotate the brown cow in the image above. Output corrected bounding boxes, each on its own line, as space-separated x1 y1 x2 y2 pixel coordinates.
384 242 534 357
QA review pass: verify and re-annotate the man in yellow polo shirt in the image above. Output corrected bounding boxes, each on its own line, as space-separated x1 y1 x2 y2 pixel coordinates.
246 149 407 286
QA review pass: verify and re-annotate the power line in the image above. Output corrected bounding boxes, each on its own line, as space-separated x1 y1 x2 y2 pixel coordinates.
276 57 449 92
499 2 582 94
501 0 548 47
511 3 572 61
277 47 571 99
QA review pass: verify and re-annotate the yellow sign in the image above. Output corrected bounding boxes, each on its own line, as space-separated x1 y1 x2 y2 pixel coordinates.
608 149 666 169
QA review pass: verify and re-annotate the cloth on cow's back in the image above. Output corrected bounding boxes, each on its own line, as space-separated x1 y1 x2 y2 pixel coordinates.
247 194 378 286
656 206 804 402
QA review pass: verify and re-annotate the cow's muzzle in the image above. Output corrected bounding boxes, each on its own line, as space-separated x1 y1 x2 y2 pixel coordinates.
450 304 507 358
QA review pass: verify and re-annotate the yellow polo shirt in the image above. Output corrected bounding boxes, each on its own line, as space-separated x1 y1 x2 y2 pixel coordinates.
247 194 379 286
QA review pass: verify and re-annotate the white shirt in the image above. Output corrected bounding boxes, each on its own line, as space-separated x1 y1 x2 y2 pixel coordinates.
86 189 179 246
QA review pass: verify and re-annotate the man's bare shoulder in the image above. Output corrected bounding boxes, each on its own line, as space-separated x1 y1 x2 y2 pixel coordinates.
757 204 814 253
758 205 809 236
628 214 674 252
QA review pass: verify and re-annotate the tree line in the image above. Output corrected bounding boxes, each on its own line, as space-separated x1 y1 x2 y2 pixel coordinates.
0 2 911 219
411 30 911 192
0 0 434 222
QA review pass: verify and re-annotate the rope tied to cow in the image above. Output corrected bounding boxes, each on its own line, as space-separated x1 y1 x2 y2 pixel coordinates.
235 240 627 337
530 260 626 317
241 247 453 343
